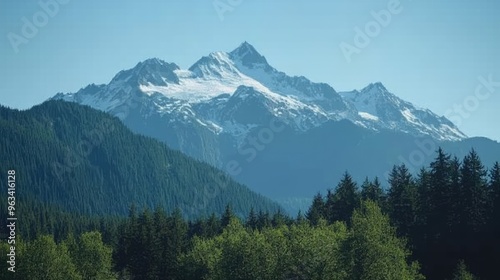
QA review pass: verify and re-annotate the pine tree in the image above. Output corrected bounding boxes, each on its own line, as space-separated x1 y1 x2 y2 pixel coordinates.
328 172 360 225
306 193 325 226
460 149 489 233
387 164 419 237
459 150 490 276
295 210 306 225
153 207 170 278
489 162 500 231
256 211 272 230
272 209 288 227
449 156 462 231
221 204 235 229
165 208 189 280
360 177 384 206
428 148 453 237
133 208 158 279
206 213 221 238
421 149 455 279
246 207 258 230
488 162 500 278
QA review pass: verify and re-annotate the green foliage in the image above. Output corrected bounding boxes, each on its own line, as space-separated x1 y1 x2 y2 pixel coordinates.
0 101 282 219
180 218 349 280
343 200 424 280
19 235 81 280
67 231 115 280
2 100 500 280
452 260 477 280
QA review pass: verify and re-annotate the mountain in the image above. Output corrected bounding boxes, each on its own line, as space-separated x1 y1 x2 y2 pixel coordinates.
53 43 465 152
339 82 466 140
228 119 500 198
0 101 282 218
51 42 500 211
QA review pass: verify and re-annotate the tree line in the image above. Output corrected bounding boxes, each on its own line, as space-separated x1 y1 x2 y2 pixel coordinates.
1 148 499 279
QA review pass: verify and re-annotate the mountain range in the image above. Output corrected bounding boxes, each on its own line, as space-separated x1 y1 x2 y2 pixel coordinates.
52 42 500 211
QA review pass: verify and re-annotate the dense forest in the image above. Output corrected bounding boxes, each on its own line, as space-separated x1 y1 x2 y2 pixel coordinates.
1 148 499 279
0 101 282 218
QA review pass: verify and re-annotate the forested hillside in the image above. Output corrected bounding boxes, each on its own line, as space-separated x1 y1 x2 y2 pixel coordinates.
1 149 498 279
0 101 282 218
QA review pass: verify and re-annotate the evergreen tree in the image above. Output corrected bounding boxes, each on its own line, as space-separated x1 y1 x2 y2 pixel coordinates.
246 207 258 230
423 149 454 278
387 164 419 237
460 150 489 233
256 211 272 230
272 209 288 227
459 150 490 276
449 156 462 230
133 208 158 279
306 193 325 226
486 162 500 278
328 172 360 225
165 208 189 280
428 148 453 237
206 213 221 238
490 162 500 233
153 207 170 278
360 176 384 206
221 204 235 229
295 210 306 225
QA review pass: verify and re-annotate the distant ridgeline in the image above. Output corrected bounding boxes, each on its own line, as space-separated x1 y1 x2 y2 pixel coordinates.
0 101 282 218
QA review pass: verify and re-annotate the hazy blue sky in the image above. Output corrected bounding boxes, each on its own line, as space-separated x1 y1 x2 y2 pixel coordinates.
1 0 499 140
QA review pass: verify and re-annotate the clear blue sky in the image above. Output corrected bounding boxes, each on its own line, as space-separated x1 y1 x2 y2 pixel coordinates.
1 0 499 140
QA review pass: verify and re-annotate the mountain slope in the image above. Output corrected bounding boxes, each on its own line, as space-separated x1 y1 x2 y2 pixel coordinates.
52 42 466 167
226 119 500 199
0 101 282 217
339 83 466 140
46 42 498 212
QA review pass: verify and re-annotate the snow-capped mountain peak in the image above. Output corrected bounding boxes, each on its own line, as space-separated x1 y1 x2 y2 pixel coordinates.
111 58 180 87
52 42 467 144
188 51 241 78
363 82 388 93
229 41 269 68
340 83 466 140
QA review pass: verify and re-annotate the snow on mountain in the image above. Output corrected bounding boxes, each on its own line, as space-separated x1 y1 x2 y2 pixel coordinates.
340 82 466 140
52 42 466 144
